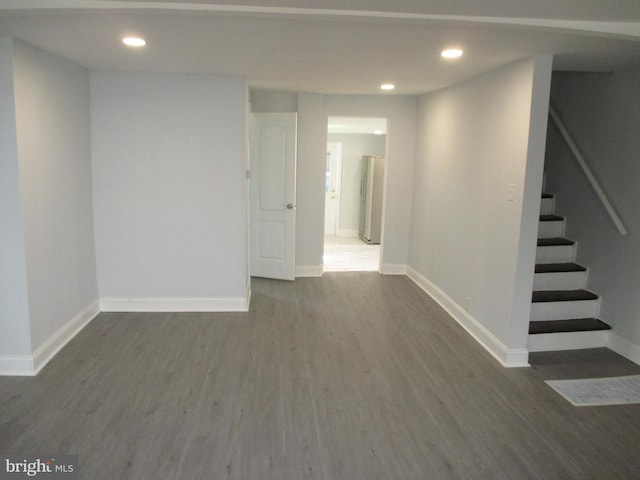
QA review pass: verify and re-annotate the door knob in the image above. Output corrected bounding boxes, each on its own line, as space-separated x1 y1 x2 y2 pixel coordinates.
286 203 294 209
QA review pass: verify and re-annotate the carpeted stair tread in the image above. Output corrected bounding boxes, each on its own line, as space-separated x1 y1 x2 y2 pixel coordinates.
532 289 598 302
537 237 574 246
529 318 611 334
541 193 553 198
535 262 586 273
539 214 564 222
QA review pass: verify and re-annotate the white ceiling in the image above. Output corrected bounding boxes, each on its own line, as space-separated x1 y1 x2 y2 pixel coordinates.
1 0 639 95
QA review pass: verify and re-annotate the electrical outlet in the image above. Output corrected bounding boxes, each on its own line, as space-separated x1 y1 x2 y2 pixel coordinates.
465 297 471 313
507 183 515 202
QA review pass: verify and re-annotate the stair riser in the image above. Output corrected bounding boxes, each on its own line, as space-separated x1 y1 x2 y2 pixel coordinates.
540 197 555 215
528 330 609 352
536 245 576 264
530 299 600 321
533 271 588 291
538 221 564 238
532 190 606 351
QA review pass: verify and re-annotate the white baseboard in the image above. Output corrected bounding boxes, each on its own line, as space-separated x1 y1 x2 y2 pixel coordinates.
407 267 529 368
100 295 250 312
295 264 323 277
380 264 407 275
32 300 101 374
0 299 100 376
607 332 640 366
0 356 34 376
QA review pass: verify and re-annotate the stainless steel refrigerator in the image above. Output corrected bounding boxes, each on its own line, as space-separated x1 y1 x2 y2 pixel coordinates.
359 156 384 244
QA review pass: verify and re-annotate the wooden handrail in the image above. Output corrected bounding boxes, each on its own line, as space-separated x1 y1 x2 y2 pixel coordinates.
548 105 628 236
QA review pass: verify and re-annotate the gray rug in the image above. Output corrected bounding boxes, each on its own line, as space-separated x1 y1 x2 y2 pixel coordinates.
546 375 640 406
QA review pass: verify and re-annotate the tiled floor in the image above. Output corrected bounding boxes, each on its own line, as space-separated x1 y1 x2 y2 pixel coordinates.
323 235 380 272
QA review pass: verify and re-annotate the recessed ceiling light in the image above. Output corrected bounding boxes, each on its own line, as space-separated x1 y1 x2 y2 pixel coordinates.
373 130 384 135
380 84 395 91
441 48 463 59
123 37 146 47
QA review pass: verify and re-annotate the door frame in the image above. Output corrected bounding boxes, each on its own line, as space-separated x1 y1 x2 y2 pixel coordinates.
323 116 388 273
325 141 343 237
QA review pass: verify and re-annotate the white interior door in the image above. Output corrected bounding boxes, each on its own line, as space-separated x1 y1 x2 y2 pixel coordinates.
250 112 297 280
324 142 342 236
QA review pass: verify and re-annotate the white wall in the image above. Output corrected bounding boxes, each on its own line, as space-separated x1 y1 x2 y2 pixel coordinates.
408 56 552 366
545 68 640 363
327 133 386 234
12 41 99 354
250 90 297 113
0 38 32 360
91 72 249 310
295 93 328 275
1 39 99 374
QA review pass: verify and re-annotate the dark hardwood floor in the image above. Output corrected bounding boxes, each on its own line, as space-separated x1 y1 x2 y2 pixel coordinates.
1 273 640 479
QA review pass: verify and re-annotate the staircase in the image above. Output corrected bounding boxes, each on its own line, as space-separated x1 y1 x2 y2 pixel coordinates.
528 192 611 352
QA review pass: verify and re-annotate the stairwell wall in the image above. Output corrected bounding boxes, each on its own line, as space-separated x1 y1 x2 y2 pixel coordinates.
545 68 640 364
407 56 552 366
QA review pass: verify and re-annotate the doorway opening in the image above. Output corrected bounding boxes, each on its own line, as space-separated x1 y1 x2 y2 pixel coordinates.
323 116 387 272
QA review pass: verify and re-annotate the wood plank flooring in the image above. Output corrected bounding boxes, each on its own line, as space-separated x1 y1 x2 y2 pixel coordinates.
1 273 640 479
